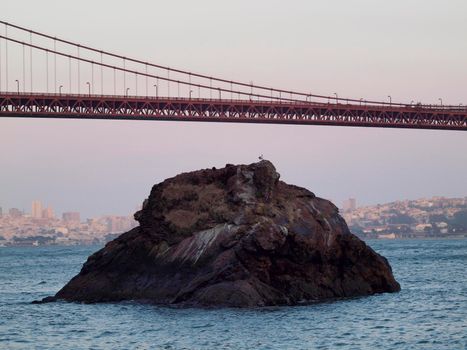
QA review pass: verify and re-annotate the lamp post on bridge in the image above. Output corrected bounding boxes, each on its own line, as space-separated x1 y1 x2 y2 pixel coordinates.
154 85 158 98
333 93 338 105
438 98 443 106
86 82 91 96
388 95 392 106
359 98 363 106
126 87 130 97
59 85 63 95
190 90 193 100
15 80 19 94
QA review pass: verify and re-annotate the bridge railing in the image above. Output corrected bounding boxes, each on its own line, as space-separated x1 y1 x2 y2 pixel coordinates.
1 91 467 114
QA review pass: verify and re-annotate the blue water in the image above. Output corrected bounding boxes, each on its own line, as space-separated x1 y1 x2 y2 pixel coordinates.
0 239 466 350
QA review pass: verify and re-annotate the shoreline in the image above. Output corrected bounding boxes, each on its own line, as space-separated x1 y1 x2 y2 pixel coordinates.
2 235 467 248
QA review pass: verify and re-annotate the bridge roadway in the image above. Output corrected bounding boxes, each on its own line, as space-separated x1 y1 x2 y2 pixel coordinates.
1 92 466 131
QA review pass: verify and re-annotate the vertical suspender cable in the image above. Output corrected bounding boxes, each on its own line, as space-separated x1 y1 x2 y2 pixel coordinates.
5 24 8 91
54 39 57 93
167 69 170 97
123 58 126 95
113 67 116 95
100 52 103 95
91 62 94 94
77 46 80 94
68 56 71 93
135 72 138 96
0 32 3 92
189 73 191 99
30 31 33 92
22 44 26 92
46 50 49 93
145 64 148 97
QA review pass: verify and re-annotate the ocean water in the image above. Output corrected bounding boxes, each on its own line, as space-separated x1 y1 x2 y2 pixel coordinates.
0 239 466 350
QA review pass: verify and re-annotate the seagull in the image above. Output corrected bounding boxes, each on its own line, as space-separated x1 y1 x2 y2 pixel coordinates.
259 154 264 160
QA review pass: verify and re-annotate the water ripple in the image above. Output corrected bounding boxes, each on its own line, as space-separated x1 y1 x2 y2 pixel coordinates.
0 239 466 349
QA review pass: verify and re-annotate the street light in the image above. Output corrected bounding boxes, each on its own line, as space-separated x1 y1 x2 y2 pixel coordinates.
438 98 443 106
359 98 363 106
388 95 392 105
218 88 221 100
126 87 130 97
59 85 63 95
15 79 20 93
333 93 338 104
86 82 91 96
189 90 193 99
153 84 158 98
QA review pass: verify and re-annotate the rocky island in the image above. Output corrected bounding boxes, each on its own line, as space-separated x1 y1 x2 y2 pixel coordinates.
44 160 400 307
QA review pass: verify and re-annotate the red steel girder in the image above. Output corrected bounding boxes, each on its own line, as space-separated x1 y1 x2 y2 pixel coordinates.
0 93 466 131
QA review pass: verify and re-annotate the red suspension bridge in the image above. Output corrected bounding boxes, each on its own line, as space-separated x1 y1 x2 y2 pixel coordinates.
0 21 466 130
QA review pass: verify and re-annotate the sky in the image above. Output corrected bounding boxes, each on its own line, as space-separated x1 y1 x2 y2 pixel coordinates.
1 0 466 219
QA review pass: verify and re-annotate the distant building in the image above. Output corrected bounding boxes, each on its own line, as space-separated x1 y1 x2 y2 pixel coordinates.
62 212 80 223
32 200 43 218
343 198 357 213
105 216 136 233
42 207 54 219
9 208 23 218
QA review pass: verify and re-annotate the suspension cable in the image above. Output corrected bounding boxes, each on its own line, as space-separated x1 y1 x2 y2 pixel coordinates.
0 22 462 109
0 19 407 106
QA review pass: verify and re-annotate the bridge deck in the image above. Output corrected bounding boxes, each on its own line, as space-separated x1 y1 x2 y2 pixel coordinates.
1 93 466 130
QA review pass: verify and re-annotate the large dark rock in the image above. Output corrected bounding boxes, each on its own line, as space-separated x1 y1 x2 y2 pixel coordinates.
47 160 400 307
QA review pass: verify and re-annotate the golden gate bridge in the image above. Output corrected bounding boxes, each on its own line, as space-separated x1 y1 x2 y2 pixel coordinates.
0 21 466 130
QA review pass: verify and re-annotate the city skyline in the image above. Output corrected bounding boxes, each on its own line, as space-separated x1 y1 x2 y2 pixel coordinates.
2 194 467 221
0 198 141 221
